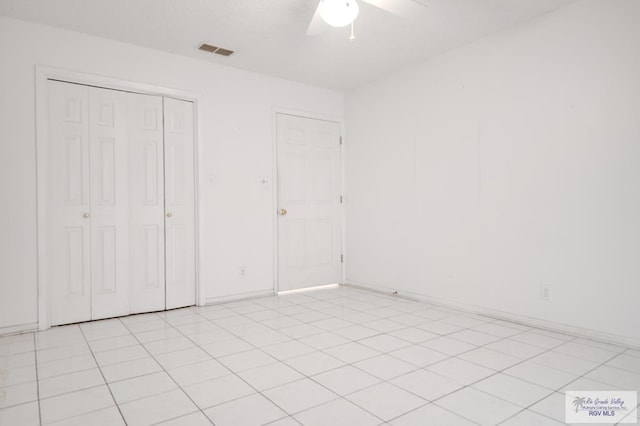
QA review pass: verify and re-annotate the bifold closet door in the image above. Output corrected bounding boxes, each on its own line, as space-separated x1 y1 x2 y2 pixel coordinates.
47 81 196 326
163 98 196 310
128 93 166 314
48 82 130 325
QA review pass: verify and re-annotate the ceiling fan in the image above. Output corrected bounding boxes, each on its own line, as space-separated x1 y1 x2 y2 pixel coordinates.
306 0 426 41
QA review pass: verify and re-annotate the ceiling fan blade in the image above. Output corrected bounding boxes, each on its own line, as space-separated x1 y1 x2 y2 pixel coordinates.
306 2 329 36
361 0 427 19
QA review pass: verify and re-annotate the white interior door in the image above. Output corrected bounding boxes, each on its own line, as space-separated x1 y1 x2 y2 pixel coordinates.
277 113 342 292
47 81 92 325
163 97 196 309
128 92 166 314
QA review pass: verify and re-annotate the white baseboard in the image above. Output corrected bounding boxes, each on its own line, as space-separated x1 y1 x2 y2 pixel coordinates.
206 289 275 305
278 283 339 295
344 280 640 350
0 322 38 337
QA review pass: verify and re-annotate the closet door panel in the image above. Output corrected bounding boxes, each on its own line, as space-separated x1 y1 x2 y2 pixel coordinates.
89 87 130 320
47 81 92 326
128 93 166 314
163 98 196 310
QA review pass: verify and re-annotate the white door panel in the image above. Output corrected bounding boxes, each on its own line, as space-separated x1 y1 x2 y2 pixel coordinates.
277 114 341 292
128 93 166 314
164 98 196 310
89 87 130 320
48 81 92 325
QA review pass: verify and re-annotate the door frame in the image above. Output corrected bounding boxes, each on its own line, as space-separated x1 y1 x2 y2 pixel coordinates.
35 66 204 330
271 108 346 294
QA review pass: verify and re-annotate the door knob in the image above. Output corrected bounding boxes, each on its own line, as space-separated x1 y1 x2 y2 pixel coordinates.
83 213 90 219
279 208 287 216
166 212 173 218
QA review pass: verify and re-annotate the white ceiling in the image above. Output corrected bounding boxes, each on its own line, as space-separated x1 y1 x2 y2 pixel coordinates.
0 0 577 91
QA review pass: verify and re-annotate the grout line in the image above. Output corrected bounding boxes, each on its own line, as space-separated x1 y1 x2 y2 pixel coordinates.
146 409 203 426
182 293 393 422
495 340 625 425
32 333 43 426
115 318 215 425
77 323 127 425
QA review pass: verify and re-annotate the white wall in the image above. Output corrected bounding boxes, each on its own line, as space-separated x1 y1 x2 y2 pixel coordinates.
0 17 343 332
345 0 640 346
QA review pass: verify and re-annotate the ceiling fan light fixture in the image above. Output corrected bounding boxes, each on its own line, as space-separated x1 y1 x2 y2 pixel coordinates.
319 0 359 28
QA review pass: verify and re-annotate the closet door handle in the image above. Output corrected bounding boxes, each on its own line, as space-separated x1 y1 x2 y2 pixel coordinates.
83 213 90 219
166 212 173 218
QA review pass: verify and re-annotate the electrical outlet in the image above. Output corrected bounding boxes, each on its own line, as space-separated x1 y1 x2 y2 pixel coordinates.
239 266 246 279
540 285 551 301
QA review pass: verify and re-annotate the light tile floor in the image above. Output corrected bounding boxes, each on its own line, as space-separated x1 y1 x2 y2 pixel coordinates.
1 286 639 425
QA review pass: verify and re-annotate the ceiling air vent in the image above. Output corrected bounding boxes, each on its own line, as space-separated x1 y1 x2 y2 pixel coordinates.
198 43 234 57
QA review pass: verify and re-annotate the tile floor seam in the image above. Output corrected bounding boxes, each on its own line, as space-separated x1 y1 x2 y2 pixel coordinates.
313 363 386 393
146 408 202 426
293 395 388 424
77 320 127 426
416 400 484 426
273 392 343 418
267 414 302 425
258 347 401 422
35 364 101 381
263 358 386 420
432 388 523 425
396 337 588 408
40 404 126 426
116 315 216 425
341 379 429 421
554 350 630 391
451 344 551 373
520 401 569 425
495 406 530 426
493 344 630 425
154 304 334 423
592 351 640 374
442 331 588 384
32 333 42 426
470 382 555 409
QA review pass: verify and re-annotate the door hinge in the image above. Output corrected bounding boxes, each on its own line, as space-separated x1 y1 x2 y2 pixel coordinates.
340 136 343 145
341 254 344 263
340 195 343 204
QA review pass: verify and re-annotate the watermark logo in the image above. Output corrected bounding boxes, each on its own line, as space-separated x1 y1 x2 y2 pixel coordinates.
565 390 637 423
572 396 587 412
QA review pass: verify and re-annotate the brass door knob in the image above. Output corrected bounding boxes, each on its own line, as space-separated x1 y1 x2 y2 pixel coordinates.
166 212 173 218
83 213 90 219
279 208 287 216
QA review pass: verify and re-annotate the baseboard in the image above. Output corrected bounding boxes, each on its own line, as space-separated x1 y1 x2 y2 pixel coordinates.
206 289 275 305
344 280 640 350
278 283 339 295
0 322 38 337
